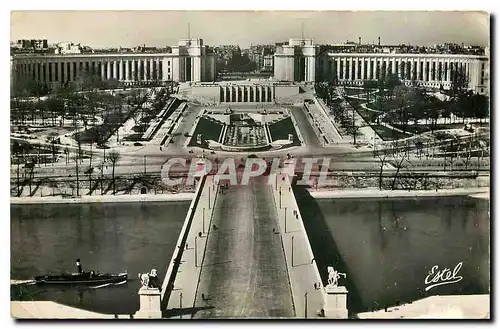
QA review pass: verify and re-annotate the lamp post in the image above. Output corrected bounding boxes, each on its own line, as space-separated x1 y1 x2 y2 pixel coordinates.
179 292 183 319
202 208 206 234
304 291 308 318
143 155 146 175
291 235 294 267
194 236 198 268
284 207 288 233
279 188 282 209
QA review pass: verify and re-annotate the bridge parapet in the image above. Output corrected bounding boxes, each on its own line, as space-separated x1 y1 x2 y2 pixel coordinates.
160 175 220 318
271 173 348 318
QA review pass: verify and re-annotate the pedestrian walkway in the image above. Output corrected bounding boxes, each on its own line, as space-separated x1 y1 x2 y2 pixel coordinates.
270 173 326 318
163 175 220 319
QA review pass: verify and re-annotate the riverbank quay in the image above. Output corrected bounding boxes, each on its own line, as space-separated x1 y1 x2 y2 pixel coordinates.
308 187 489 199
10 193 194 205
11 301 120 319
357 295 489 319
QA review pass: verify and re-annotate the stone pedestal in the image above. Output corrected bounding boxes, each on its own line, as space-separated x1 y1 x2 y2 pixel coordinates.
323 285 348 319
134 287 162 319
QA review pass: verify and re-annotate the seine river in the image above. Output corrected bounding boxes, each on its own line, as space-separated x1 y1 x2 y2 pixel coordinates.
11 194 489 316
11 202 190 315
296 192 490 315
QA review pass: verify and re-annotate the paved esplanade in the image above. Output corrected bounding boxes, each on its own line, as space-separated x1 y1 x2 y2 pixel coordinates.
193 177 294 318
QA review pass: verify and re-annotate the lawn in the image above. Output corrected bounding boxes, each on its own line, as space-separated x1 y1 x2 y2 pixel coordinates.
268 117 301 147
343 88 365 96
188 117 224 147
371 125 409 141
368 98 405 112
345 97 380 123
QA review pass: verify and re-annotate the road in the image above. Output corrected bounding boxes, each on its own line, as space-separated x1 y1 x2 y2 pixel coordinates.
192 178 295 318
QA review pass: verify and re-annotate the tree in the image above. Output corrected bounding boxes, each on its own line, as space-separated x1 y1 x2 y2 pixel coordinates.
108 150 121 195
85 166 94 196
391 153 409 190
47 179 58 196
47 133 59 164
24 162 36 197
450 66 468 98
376 148 390 190
385 73 402 98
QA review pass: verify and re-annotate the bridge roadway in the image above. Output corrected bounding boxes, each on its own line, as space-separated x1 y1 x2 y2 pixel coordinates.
192 177 295 318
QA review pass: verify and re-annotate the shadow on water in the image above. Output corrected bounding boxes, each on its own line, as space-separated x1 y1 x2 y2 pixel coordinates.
293 185 363 316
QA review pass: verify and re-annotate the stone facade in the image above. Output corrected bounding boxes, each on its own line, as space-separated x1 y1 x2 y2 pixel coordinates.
274 38 489 95
11 38 216 91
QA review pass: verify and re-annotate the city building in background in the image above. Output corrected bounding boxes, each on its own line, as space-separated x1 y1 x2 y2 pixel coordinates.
274 38 489 94
10 38 216 93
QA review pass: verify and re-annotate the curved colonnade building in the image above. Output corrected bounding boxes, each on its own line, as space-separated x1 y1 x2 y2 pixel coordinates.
11 37 489 98
10 38 216 93
274 39 489 95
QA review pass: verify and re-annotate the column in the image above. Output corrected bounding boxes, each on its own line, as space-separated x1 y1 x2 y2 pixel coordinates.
132 60 137 82
33 61 39 82
51 62 56 82
373 58 378 79
342 58 347 80
366 58 371 80
392 58 396 76
426 59 430 82
336 58 341 81
447 60 452 82
142 60 147 81
354 58 359 81
112 61 117 79
63 61 69 83
360 57 365 80
98 60 104 80
105 61 110 80
56 62 62 82
246 86 250 102
65 61 71 82
46 63 50 83
125 60 130 81
149 59 154 81
415 59 420 81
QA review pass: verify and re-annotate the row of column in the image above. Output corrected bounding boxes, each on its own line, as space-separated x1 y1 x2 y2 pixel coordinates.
14 58 167 84
332 57 470 83
221 85 273 102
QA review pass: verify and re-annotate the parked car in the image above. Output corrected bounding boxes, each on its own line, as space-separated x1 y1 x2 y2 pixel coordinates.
134 142 143 146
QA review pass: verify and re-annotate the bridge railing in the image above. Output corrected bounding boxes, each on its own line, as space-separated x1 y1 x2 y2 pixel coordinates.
160 175 206 306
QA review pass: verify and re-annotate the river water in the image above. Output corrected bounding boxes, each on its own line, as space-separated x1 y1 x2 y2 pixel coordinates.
11 195 490 316
295 192 490 315
11 201 190 315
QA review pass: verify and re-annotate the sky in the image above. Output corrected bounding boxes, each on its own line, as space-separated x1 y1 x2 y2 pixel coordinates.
11 11 490 49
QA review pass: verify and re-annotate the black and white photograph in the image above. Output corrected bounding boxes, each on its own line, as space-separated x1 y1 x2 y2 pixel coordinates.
8 9 490 320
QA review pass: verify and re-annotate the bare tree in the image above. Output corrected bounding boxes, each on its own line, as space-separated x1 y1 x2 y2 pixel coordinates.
391 153 409 190
108 149 121 195
47 179 58 196
85 166 94 196
376 148 390 190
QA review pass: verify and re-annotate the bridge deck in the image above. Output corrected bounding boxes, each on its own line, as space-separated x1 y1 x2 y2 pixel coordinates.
192 178 294 318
